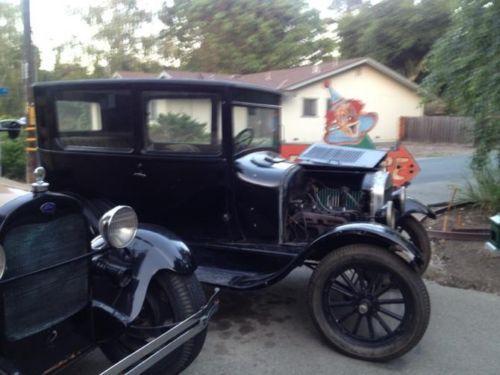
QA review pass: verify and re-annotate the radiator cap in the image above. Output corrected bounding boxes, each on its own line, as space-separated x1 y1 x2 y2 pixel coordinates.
31 166 49 193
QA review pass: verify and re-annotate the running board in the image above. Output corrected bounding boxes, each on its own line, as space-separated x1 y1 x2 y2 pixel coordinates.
195 265 277 289
100 288 219 375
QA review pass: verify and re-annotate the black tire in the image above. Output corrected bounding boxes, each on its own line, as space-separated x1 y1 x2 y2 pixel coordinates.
398 216 432 274
100 272 207 374
308 244 430 362
0 358 21 375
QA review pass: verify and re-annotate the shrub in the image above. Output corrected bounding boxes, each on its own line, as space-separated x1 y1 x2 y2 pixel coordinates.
1 133 26 181
464 163 500 214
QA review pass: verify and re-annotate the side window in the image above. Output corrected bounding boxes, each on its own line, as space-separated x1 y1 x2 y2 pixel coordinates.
146 97 220 154
232 105 279 154
56 101 102 132
303 98 318 117
54 91 134 151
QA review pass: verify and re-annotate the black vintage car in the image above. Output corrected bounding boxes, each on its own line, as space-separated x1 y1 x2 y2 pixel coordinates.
33 79 432 362
0 165 218 374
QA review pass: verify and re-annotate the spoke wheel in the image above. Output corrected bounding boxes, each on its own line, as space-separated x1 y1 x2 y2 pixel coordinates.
323 265 408 343
117 284 172 352
100 272 206 374
308 244 430 361
397 216 432 274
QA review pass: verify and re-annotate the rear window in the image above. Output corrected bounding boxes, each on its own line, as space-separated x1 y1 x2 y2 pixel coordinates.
55 91 134 151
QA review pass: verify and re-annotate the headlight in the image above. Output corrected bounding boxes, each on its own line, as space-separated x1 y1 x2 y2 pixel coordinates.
98 206 138 249
0 245 5 279
375 201 396 228
392 186 406 213
365 171 392 218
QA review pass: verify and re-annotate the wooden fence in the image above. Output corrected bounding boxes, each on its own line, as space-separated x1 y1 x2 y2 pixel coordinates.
400 116 474 144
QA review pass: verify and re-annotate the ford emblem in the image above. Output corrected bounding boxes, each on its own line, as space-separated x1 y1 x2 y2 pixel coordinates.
40 202 56 215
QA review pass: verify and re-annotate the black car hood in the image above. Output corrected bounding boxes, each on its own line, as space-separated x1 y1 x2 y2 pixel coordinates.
235 151 296 188
297 144 387 169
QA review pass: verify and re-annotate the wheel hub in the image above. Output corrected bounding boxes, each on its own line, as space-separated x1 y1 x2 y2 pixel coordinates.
357 299 371 314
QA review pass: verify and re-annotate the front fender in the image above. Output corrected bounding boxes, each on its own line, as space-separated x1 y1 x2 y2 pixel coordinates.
93 224 196 323
305 223 423 271
401 197 436 220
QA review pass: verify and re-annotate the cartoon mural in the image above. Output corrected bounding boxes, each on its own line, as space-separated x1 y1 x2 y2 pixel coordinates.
323 80 377 146
280 80 420 187
322 80 420 186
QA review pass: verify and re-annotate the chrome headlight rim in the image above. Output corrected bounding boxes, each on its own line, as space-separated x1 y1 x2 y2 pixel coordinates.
385 200 396 228
0 244 5 279
370 171 392 217
98 206 138 249
375 200 396 228
392 186 406 213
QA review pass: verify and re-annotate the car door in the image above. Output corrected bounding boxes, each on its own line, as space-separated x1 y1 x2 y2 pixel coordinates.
132 91 233 241
36 87 140 207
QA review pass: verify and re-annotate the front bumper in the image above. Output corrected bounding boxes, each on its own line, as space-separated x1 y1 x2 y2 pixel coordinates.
100 288 219 375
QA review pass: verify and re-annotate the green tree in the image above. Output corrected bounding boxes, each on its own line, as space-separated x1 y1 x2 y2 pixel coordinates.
0 2 23 117
38 45 90 81
159 0 335 74
337 0 452 80
423 0 499 169
79 0 163 75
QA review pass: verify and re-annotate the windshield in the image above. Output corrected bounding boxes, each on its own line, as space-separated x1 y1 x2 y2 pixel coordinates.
232 105 279 154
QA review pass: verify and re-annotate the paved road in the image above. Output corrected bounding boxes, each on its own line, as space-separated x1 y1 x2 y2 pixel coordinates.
64 267 500 375
408 155 472 205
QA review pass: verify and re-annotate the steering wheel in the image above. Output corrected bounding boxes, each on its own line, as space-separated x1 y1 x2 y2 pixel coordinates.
234 128 254 150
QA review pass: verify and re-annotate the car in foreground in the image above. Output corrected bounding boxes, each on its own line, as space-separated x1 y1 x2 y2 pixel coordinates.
32 79 431 361
0 164 217 374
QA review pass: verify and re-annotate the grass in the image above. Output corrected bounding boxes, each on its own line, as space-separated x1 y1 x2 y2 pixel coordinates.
463 163 500 214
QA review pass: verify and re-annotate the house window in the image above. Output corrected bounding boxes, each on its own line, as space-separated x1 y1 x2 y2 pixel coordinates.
303 98 317 117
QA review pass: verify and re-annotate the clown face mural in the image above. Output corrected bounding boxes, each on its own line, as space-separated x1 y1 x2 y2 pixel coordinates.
323 80 378 145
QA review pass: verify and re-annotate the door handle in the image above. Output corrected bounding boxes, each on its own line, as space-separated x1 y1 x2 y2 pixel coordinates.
133 163 147 178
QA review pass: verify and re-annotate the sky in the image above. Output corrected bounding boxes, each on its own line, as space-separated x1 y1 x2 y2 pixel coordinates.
27 0 334 70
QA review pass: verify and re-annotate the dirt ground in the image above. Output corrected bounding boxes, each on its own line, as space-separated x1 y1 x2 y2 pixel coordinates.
423 206 500 295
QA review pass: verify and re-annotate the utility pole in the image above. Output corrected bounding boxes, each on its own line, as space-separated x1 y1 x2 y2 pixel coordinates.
22 0 37 183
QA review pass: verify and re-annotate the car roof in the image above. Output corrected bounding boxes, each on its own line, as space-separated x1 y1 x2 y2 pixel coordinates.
33 78 282 96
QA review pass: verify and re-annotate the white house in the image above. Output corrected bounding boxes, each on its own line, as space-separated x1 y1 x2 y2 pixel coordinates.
113 58 423 156
237 58 423 145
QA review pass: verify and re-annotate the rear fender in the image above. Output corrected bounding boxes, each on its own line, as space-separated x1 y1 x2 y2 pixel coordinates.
305 223 423 271
93 224 196 323
401 197 436 220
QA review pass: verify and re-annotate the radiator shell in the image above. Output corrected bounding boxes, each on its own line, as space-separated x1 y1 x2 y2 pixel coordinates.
1 212 89 341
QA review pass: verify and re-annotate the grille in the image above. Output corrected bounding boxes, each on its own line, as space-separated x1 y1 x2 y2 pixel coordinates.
317 188 362 210
299 144 387 168
2 214 89 341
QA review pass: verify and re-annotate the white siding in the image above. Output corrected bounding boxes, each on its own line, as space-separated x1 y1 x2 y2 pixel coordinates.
281 66 423 143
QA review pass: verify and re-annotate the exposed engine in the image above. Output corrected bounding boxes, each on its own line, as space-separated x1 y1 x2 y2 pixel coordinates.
286 180 367 241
